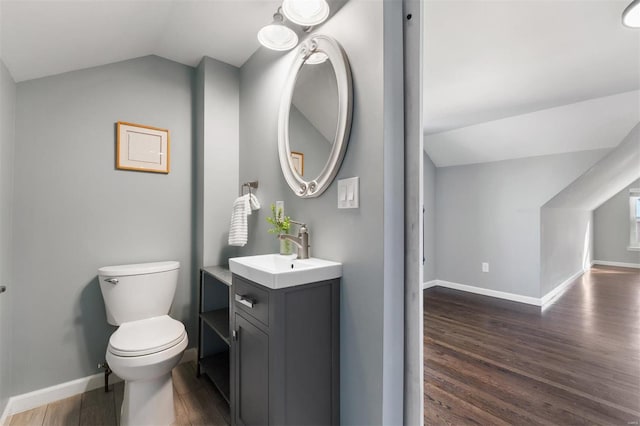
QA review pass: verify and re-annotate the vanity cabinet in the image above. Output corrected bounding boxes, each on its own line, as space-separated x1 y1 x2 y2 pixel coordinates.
230 274 340 426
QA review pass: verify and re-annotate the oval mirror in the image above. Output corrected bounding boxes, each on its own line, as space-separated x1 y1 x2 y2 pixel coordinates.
278 34 353 198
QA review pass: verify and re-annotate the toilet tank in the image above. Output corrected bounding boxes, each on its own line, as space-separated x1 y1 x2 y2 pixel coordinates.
98 261 180 325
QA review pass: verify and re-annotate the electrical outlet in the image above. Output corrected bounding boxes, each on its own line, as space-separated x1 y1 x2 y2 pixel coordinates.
482 262 489 273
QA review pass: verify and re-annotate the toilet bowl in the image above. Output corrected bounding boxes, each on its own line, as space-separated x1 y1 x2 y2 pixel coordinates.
98 261 187 426
107 315 188 426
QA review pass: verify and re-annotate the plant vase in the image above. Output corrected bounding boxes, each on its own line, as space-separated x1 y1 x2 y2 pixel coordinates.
279 235 292 255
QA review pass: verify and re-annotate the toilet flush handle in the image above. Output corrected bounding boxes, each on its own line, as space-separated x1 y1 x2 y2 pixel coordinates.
104 278 119 285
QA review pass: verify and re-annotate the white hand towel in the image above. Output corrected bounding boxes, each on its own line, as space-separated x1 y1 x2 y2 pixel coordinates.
249 194 261 211
228 195 251 247
228 193 261 247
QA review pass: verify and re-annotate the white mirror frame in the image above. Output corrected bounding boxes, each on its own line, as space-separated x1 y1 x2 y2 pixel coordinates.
278 34 353 198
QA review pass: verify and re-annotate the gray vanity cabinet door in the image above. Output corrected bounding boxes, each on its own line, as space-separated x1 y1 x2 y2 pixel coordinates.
231 275 339 426
234 313 269 426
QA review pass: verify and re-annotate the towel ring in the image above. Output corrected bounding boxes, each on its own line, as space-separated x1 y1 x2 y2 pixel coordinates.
241 181 259 196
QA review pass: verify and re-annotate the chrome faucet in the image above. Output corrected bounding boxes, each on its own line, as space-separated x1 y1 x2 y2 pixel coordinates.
279 220 310 259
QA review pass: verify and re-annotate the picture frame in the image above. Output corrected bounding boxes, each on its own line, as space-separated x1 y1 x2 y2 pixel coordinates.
291 151 304 176
116 121 170 174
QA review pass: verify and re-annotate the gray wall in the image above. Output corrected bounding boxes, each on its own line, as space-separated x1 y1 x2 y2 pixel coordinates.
12 56 195 394
195 57 240 269
540 208 593 296
435 149 608 297
540 127 640 296
238 1 404 423
594 178 640 264
0 59 15 414
381 2 404 423
423 152 436 282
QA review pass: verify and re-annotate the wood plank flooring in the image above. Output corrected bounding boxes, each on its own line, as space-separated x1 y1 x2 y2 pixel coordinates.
424 265 640 426
6 361 230 426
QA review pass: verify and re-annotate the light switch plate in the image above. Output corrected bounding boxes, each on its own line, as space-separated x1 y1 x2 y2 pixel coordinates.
338 177 359 209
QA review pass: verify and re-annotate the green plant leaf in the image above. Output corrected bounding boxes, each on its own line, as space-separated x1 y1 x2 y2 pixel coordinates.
266 203 291 235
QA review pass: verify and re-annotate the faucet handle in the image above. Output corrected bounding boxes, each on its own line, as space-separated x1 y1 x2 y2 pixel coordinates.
290 220 308 233
289 220 308 238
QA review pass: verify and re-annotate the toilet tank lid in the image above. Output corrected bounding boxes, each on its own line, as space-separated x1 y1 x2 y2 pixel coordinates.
98 261 180 277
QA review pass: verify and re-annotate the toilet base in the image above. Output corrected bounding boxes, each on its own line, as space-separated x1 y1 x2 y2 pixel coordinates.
120 373 175 426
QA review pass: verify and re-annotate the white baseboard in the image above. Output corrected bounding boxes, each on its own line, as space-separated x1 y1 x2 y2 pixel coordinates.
593 260 640 269
540 269 584 306
0 347 197 423
422 280 438 290
425 268 590 308
434 280 542 306
6 371 124 420
0 401 10 426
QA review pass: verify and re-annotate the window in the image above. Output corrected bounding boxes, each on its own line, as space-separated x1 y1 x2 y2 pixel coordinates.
630 189 640 251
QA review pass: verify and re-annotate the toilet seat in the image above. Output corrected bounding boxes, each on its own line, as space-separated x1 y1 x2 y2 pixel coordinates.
109 315 186 357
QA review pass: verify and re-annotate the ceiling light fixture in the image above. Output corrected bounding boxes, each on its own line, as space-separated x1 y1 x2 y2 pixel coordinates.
282 0 330 27
623 0 640 28
258 8 299 51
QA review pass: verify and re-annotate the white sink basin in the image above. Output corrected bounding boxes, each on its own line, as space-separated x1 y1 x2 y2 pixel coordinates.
229 254 342 289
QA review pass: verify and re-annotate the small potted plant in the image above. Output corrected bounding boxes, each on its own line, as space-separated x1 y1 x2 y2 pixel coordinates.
266 204 292 255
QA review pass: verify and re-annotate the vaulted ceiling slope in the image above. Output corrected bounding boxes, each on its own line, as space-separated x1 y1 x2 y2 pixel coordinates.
544 123 640 210
424 0 640 165
0 0 282 82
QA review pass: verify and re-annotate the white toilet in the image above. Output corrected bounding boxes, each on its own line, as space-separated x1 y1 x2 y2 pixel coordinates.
98 261 188 426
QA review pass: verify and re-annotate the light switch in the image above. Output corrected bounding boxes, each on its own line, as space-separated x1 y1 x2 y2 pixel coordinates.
339 186 347 201
338 177 359 209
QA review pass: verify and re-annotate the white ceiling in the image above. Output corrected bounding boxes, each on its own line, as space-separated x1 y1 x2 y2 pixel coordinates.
424 0 640 166
426 90 640 167
0 0 282 82
2 0 639 165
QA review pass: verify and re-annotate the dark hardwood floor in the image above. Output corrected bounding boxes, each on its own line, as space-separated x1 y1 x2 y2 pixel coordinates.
424 265 640 426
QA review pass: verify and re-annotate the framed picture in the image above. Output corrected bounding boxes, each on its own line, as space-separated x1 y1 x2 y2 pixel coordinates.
116 121 170 174
291 151 304 176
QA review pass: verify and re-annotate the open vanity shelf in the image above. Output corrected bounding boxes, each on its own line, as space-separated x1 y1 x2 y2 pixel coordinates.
198 265 232 404
201 308 230 345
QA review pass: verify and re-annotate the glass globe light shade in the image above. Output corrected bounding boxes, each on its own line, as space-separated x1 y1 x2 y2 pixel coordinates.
623 0 640 28
258 14 299 51
305 51 328 64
